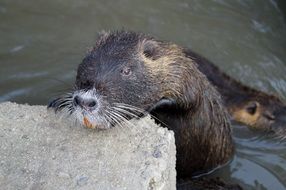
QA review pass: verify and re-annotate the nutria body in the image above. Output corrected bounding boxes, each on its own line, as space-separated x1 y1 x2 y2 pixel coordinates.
184 50 286 138
48 31 234 178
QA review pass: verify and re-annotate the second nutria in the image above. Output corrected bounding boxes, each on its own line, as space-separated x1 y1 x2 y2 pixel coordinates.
184 50 286 138
48 31 234 178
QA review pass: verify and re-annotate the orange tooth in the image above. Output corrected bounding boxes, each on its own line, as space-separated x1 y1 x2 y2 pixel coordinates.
83 117 94 129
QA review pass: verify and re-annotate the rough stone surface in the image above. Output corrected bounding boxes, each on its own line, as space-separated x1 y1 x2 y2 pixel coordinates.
0 102 176 190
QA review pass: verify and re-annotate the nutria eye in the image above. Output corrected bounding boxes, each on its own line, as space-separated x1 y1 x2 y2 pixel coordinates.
121 67 131 76
246 101 259 115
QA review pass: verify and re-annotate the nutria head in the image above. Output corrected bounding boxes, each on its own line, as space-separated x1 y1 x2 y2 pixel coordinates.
229 92 286 138
48 31 205 129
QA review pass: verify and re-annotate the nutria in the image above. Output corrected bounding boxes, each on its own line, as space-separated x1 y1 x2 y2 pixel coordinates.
48 31 234 179
184 50 286 138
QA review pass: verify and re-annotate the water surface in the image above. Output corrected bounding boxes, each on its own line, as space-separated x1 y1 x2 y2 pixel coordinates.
0 0 285 189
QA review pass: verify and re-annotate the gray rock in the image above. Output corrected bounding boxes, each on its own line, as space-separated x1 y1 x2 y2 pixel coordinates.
0 102 176 190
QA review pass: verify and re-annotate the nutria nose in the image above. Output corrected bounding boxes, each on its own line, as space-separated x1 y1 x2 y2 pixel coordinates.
73 95 97 109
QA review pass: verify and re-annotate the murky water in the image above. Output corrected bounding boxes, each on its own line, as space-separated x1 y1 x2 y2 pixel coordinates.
0 0 285 189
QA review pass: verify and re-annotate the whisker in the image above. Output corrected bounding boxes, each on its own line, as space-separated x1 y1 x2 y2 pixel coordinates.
113 103 169 127
112 107 140 118
108 108 143 135
48 91 74 114
106 109 125 129
109 107 146 136
113 104 146 116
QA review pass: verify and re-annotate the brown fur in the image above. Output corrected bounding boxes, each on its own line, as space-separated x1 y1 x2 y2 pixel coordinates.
138 42 235 177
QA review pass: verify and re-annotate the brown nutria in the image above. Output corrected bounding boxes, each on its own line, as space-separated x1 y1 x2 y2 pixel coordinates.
184 50 286 138
48 31 234 179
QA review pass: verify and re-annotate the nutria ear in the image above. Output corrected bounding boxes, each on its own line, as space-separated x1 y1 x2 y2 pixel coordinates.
147 98 175 112
142 40 161 60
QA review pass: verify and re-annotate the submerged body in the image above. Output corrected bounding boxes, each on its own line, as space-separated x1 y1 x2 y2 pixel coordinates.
49 31 234 178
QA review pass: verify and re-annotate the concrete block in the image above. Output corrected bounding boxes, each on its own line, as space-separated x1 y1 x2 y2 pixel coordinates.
0 102 176 190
